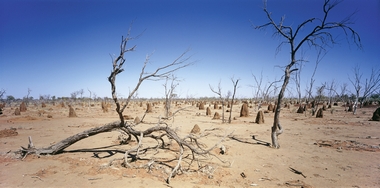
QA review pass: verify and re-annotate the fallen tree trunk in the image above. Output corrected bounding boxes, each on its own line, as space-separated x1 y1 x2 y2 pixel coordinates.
20 121 122 156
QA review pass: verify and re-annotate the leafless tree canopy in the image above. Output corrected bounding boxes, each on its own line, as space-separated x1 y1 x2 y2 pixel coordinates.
255 0 361 148
0 89 5 100
209 80 226 123
228 78 240 123
15 25 233 184
349 65 380 114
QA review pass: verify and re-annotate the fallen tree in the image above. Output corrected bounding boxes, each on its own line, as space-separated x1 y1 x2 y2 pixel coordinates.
16 25 230 184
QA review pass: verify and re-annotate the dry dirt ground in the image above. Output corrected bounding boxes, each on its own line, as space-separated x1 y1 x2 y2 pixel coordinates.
0 101 379 188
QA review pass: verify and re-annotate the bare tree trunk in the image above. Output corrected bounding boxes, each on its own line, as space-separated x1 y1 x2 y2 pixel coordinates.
20 121 121 156
228 78 240 123
272 68 290 148
255 0 361 148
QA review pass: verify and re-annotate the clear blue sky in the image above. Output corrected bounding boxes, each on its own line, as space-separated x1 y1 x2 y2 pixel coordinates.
1 0 379 100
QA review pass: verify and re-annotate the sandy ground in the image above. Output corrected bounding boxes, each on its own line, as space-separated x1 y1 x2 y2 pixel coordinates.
0 101 379 188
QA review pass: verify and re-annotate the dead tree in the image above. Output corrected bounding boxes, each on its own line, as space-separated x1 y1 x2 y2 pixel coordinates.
209 80 226 123
0 89 5 101
16 26 228 184
349 65 380 114
305 48 325 104
250 71 264 102
294 63 303 104
255 0 361 148
24 88 32 106
228 78 240 123
87 88 92 108
325 80 337 107
163 74 180 119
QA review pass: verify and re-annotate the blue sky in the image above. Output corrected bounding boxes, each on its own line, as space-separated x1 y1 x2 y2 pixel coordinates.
1 0 379 100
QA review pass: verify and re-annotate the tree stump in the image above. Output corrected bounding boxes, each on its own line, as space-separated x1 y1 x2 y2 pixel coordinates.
240 103 249 117
68 105 77 117
316 108 323 118
255 110 264 124
206 107 211 116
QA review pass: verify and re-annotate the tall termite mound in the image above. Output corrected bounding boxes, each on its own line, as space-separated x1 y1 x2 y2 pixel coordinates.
255 110 264 124
212 112 220 119
190 124 201 134
14 108 21 115
297 105 304 113
214 103 218 109
146 103 153 113
134 116 141 124
240 103 249 117
206 107 212 116
199 102 205 110
316 108 323 118
371 107 380 121
20 102 27 112
68 105 77 117
101 101 109 113
267 103 274 112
